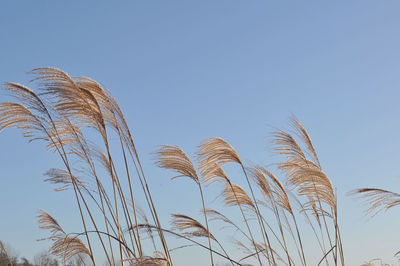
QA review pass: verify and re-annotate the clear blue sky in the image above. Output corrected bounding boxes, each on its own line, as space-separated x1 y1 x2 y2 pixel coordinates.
1 1 400 265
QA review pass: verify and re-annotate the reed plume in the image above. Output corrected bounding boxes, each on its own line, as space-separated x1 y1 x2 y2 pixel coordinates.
203 164 263 265
352 188 400 217
198 138 275 265
38 210 91 263
274 118 344 265
156 145 214 265
1 69 351 266
171 214 216 240
1 68 173 265
223 184 255 211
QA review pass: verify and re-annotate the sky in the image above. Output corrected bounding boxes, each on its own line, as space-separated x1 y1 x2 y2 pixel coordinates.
1 1 400 265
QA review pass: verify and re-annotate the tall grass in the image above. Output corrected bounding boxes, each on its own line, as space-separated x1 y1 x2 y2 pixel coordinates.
0 68 345 265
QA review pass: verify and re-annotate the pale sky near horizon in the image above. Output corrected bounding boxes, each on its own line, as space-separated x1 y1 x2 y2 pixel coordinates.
1 1 400 265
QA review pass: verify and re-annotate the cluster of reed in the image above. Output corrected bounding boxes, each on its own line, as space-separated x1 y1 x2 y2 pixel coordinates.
0 68 169 265
154 122 345 266
0 68 347 265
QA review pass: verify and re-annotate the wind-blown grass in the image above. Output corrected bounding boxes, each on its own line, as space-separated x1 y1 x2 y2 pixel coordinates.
0 69 346 265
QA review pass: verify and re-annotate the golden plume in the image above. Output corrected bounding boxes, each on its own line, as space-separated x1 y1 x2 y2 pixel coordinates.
352 188 400 216
197 137 242 178
223 183 255 210
171 214 215 240
155 145 200 183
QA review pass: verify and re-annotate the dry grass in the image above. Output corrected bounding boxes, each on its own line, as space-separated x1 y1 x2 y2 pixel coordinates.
0 68 351 265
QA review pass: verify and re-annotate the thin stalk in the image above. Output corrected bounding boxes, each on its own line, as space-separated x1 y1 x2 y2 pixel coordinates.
113 104 172 264
135 225 242 266
239 244 291 265
110 159 141 258
97 181 116 266
214 239 235 266
118 135 144 256
121 141 172 265
109 108 144 258
198 184 214 266
240 165 276 265
334 191 344 265
228 181 264 266
103 138 126 265
216 210 270 263
133 155 173 265
337 225 344 265
271 200 291 266
68 176 96 264
318 246 336 266
313 186 335 265
72 174 118 265
261 216 295 265
292 213 307 266
282 212 302 265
